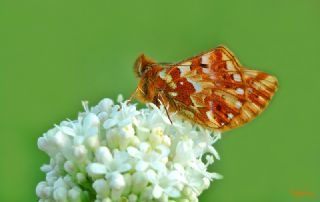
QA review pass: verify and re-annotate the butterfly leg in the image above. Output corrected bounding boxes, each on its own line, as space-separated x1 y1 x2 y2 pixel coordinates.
158 93 173 124
128 87 139 104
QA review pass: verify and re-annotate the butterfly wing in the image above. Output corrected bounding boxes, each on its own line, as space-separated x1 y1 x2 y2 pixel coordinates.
160 46 278 131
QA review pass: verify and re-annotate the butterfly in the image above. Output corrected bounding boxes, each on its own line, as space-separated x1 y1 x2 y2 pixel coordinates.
131 46 278 132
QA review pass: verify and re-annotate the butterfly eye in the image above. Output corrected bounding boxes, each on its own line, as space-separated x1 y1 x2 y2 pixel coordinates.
134 54 156 77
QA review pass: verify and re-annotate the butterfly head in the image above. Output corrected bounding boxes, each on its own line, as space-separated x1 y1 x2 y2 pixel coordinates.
133 54 162 103
134 54 156 77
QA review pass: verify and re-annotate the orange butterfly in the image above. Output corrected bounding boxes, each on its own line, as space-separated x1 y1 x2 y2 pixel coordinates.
132 46 278 132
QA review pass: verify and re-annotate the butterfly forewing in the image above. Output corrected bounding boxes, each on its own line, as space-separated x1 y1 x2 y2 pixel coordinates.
134 46 278 131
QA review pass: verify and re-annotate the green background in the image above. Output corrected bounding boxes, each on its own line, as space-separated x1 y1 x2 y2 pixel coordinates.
0 0 319 201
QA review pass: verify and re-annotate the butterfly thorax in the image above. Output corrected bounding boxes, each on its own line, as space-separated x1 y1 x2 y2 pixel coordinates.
137 66 166 103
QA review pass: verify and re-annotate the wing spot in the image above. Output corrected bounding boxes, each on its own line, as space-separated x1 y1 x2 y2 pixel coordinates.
227 113 234 119
233 74 242 82
222 53 229 61
186 78 202 93
201 54 210 64
178 65 190 76
168 81 177 89
226 61 235 70
165 74 173 83
169 92 177 97
181 61 192 66
202 68 210 74
206 110 215 123
209 101 214 111
236 88 244 95
235 101 242 109
159 69 166 79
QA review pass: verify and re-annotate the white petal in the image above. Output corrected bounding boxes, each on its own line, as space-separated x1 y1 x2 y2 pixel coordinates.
128 194 138 202
139 142 150 153
164 186 181 198
123 173 133 195
113 150 129 163
119 124 134 137
141 186 154 201
117 163 132 173
101 198 112 202
36 182 51 198
53 177 67 189
205 155 214 165
96 146 113 164
76 173 86 183
73 135 85 145
87 163 107 176
202 177 210 189
37 137 49 152
162 135 171 146
117 94 124 103
118 118 133 127
40 164 52 173
68 187 82 201
146 169 158 184
98 98 114 111
83 113 100 129
136 160 149 171
156 145 170 157
173 163 184 173
152 184 163 199
53 131 69 148
210 172 223 180
103 119 118 129
150 161 166 172
174 139 194 164
86 127 99 136
85 133 99 149
74 145 88 159
208 146 220 160
53 187 67 201
111 188 123 201
93 179 109 197
109 172 125 190
132 172 148 193
148 103 171 124
127 146 141 158
168 170 184 182
60 126 76 136
64 161 75 173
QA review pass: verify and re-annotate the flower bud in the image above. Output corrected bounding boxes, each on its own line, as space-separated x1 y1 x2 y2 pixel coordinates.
109 172 125 190
87 163 107 176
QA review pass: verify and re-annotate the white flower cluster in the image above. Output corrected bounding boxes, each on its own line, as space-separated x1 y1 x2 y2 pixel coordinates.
36 97 222 202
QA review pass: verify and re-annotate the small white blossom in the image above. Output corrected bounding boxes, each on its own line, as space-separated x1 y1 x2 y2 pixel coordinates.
36 97 222 201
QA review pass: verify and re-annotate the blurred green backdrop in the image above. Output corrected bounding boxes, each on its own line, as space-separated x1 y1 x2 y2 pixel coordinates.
0 0 319 201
